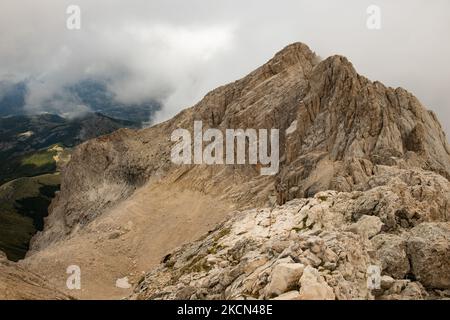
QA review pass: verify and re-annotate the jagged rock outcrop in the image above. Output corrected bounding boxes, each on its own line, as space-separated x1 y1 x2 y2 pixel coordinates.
131 167 450 300
20 42 450 300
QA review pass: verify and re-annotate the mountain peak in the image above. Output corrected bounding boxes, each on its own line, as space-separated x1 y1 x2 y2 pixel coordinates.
21 43 450 299
272 42 316 61
264 42 318 75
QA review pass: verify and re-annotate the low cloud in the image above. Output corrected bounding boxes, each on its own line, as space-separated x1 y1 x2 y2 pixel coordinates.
0 0 449 133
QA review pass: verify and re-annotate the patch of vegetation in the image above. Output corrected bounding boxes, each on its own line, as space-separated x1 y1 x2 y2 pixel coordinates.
207 242 224 255
190 259 213 273
179 254 213 275
213 227 231 242
0 147 59 185
21 149 57 167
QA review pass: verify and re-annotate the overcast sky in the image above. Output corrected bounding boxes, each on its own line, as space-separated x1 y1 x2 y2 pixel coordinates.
0 0 449 134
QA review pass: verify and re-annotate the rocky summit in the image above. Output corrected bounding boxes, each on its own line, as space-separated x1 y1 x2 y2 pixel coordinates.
7 42 449 299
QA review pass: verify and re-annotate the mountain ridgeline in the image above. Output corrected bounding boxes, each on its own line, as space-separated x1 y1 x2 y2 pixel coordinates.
3 43 450 300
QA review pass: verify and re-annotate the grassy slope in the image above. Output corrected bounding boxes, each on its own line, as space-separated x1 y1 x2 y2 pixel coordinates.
0 173 60 261
0 147 59 184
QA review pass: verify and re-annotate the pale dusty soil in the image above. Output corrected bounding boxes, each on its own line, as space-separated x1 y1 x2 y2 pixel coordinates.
20 182 234 299
0 259 71 300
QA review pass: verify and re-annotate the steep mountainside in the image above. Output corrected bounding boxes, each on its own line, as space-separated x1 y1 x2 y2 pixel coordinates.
0 112 140 262
20 43 450 299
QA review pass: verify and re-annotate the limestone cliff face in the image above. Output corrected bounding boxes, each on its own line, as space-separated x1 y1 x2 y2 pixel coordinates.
29 42 450 254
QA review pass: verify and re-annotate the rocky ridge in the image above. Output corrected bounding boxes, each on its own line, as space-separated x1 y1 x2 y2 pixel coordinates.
132 166 450 300
18 42 450 300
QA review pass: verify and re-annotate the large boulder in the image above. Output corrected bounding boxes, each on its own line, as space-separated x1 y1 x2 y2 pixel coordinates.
406 222 450 289
371 234 410 279
265 263 304 297
379 280 428 300
271 290 301 300
298 266 335 300
347 215 383 239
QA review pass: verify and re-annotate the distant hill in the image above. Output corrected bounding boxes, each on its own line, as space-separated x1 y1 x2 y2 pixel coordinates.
69 79 161 123
0 112 139 184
